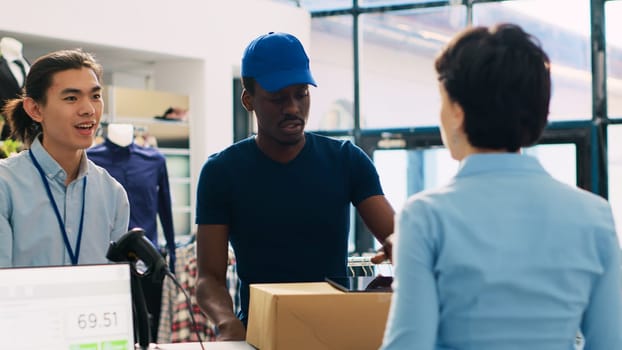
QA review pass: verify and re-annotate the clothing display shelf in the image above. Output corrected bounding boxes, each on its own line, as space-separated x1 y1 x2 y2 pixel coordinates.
103 85 192 239
103 86 190 149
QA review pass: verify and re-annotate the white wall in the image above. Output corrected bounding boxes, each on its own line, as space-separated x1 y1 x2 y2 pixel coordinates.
0 0 312 226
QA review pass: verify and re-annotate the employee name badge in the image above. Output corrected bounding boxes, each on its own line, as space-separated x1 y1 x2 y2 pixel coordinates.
0 263 134 350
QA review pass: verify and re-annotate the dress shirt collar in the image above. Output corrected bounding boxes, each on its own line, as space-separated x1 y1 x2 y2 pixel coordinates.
30 135 89 184
103 137 134 154
456 153 546 179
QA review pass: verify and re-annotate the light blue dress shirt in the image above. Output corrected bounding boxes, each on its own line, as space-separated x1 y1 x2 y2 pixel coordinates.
381 153 622 350
0 137 130 267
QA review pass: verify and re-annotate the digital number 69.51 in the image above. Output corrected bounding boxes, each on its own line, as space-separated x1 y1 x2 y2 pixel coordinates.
77 312 118 329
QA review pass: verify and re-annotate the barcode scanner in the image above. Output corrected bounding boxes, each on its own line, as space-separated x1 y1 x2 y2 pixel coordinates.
106 227 168 281
106 228 168 350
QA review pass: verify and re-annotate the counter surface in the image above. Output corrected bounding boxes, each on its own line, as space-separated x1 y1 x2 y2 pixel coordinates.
148 342 255 350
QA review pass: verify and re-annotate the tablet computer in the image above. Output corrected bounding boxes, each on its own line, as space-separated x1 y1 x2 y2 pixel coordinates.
325 275 393 293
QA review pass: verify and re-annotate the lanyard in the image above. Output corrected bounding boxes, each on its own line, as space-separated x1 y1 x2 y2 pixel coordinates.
29 149 86 265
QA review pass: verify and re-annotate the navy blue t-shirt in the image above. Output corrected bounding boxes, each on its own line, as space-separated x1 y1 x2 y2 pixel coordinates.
196 132 384 324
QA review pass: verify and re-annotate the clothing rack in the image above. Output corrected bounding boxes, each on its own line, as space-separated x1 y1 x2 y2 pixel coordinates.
347 256 392 277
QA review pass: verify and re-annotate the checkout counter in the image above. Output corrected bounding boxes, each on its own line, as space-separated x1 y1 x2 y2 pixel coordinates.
153 342 253 349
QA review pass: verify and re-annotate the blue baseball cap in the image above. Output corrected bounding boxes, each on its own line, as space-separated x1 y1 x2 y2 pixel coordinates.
241 32 317 93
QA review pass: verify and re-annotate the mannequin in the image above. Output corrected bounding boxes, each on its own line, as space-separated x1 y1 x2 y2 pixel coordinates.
107 123 134 147
87 125 176 341
0 37 29 88
88 123 175 257
0 37 30 140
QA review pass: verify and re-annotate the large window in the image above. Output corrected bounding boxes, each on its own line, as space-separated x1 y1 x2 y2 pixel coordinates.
359 7 465 128
308 16 354 131
607 0 622 118
274 0 617 252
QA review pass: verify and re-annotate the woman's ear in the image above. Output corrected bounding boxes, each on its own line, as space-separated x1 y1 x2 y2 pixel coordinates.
241 90 253 112
23 97 43 123
450 100 465 132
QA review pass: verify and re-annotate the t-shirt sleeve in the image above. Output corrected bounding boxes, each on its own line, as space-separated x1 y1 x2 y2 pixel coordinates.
195 155 231 225
346 141 384 206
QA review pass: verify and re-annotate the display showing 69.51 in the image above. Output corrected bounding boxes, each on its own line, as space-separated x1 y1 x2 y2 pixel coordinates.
66 305 130 337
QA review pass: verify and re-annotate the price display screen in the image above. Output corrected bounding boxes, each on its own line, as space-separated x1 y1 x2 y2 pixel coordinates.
0 264 134 350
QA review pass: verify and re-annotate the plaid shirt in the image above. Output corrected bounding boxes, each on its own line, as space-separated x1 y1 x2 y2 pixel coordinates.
158 242 239 343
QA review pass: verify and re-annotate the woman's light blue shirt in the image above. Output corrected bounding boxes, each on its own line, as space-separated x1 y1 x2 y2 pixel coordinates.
381 153 622 350
0 138 130 267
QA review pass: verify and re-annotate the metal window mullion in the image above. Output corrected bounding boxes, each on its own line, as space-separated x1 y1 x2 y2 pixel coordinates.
591 0 608 198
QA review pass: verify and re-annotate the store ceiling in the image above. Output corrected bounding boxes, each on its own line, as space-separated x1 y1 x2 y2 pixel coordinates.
0 30 183 75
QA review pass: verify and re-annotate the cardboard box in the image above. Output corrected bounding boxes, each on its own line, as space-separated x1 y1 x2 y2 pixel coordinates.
246 282 392 350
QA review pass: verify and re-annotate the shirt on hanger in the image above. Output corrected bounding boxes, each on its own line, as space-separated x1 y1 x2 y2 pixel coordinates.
158 241 240 344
